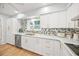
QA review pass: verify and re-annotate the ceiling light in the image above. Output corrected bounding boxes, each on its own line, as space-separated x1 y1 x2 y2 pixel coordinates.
14 10 18 13
16 13 25 19
42 3 50 6
41 7 50 12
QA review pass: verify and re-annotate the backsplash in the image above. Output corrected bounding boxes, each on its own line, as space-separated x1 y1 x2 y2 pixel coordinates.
38 28 79 38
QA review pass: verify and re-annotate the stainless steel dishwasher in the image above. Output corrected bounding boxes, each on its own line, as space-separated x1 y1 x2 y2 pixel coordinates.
15 34 21 48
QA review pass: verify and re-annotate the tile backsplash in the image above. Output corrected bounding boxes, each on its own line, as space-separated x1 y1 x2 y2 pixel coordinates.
39 28 79 37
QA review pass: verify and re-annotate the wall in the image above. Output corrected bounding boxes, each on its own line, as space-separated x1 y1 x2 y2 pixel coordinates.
0 15 8 44
6 18 21 45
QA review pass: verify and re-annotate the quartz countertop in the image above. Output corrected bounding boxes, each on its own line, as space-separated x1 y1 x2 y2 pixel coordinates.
15 33 79 56
15 33 79 45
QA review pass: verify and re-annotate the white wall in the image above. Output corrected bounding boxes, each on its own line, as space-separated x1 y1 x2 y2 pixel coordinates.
6 18 21 45
0 15 8 44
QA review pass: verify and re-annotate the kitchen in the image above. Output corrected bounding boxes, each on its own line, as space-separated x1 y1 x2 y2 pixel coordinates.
0 3 79 56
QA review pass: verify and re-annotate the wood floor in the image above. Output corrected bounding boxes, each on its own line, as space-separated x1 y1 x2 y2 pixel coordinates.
0 44 41 56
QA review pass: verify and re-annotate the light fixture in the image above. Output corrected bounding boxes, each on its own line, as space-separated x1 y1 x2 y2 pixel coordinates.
14 10 18 13
43 7 49 12
40 6 50 13
42 3 51 6
16 13 25 19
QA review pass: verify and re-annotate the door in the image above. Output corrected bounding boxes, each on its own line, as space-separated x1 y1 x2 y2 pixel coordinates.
0 18 2 44
6 19 15 45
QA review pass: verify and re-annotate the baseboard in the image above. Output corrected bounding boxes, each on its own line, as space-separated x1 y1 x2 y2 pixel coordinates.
0 43 6 45
6 43 42 56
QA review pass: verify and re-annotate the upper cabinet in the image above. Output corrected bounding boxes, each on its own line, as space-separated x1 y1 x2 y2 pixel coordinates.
67 4 79 28
67 4 79 20
40 11 67 28
40 4 79 28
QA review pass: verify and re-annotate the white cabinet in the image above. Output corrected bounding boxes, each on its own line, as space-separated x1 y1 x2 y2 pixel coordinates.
22 36 34 51
40 10 67 28
7 33 15 45
40 39 61 56
22 36 62 56
22 36 38 52
60 43 72 56
66 4 79 28
22 36 74 56
0 17 2 44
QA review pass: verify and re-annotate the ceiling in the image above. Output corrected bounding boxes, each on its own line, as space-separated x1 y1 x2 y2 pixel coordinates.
0 3 69 17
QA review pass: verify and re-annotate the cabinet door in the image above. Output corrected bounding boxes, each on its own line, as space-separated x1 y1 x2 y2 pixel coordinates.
22 36 62 56
61 44 72 56
22 36 32 50
22 36 42 54
33 38 43 54
22 36 38 52
40 39 61 56
7 33 15 45
0 18 2 44
21 36 26 48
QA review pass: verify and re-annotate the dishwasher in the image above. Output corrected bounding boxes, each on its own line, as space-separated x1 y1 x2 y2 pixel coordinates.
15 34 21 48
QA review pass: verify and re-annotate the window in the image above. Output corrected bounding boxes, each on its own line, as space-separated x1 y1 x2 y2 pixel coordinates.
34 20 40 29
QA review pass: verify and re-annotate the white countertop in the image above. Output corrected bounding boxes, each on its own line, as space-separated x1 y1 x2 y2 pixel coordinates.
15 33 79 56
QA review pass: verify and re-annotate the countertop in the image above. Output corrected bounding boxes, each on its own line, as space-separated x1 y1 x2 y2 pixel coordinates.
15 33 79 56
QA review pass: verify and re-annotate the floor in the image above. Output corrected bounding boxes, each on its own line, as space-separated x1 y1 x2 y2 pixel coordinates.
0 44 41 56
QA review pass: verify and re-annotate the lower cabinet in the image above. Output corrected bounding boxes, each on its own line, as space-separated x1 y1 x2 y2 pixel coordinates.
39 39 61 56
7 33 15 45
21 36 72 56
60 44 72 56
21 36 34 51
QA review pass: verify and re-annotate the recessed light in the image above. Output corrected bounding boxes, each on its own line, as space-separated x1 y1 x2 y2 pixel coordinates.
16 13 25 19
42 3 48 5
14 10 18 13
42 7 49 12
